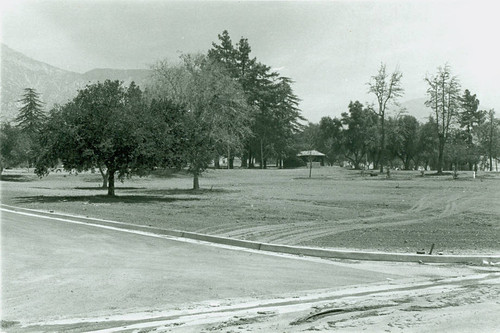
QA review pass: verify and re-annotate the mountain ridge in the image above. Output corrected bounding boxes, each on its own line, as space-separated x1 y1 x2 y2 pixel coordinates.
1 44 151 122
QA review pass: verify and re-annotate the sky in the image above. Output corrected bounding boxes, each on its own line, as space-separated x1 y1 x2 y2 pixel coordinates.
1 0 499 122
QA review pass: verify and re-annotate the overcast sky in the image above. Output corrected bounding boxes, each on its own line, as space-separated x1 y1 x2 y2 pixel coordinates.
1 0 499 122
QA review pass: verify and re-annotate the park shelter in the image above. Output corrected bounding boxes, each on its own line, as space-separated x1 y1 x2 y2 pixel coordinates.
297 150 326 167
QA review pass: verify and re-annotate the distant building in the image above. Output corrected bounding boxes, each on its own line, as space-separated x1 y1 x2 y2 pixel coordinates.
297 150 326 167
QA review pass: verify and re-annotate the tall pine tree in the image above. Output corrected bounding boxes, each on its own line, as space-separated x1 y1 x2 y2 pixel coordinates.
208 30 303 168
15 88 46 136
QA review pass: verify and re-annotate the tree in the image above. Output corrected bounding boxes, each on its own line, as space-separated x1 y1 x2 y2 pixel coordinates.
0 123 30 172
416 117 439 171
150 54 252 189
341 101 378 169
425 64 461 174
14 88 46 168
15 88 46 134
368 64 404 173
208 31 304 169
458 89 486 170
36 80 160 196
386 115 420 170
316 116 343 166
480 109 500 171
446 128 469 177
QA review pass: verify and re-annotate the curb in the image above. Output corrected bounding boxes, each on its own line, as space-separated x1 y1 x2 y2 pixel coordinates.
2 204 499 265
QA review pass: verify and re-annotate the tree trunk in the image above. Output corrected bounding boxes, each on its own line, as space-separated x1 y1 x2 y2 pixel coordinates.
193 170 199 190
241 149 248 168
214 156 220 169
379 116 385 174
309 155 312 178
107 169 115 196
248 147 254 168
437 139 445 174
260 139 264 169
98 165 108 188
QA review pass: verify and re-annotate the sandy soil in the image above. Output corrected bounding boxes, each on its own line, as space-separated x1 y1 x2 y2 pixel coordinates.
156 273 500 333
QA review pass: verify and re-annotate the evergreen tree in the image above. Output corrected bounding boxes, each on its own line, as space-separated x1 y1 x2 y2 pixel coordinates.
208 30 304 168
14 88 46 167
458 89 486 170
15 88 46 136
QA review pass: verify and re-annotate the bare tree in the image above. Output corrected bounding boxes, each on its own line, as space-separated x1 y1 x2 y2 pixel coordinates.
368 63 404 173
425 64 461 174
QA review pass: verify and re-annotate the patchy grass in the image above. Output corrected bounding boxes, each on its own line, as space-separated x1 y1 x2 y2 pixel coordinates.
1 167 499 254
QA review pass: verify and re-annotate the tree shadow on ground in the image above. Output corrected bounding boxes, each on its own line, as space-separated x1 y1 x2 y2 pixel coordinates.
74 186 147 190
0 174 36 182
13 194 201 205
143 188 236 196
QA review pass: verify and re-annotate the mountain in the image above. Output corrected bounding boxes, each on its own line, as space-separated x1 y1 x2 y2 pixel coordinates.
0 44 152 122
399 98 433 122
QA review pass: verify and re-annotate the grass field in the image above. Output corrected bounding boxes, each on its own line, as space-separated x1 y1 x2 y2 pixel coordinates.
1 166 499 255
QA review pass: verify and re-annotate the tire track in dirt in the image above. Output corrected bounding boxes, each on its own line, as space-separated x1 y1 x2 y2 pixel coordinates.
277 192 471 245
215 191 478 246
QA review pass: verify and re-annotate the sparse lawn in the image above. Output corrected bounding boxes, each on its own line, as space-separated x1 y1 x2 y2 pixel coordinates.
1 166 499 254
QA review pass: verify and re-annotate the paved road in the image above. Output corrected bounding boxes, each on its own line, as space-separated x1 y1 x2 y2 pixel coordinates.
1 208 408 331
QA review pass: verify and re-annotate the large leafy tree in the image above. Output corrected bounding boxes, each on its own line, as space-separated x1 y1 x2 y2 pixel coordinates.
0 123 30 172
36 80 160 196
150 54 251 189
416 117 439 171
341 101 378 170
386 115 420 170
368 64 404 173
446 128 469 177
316 116 343 166
425 64 461 174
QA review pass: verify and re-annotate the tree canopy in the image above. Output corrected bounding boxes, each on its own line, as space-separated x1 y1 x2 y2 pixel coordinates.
36 80 163 196
149 53 252 188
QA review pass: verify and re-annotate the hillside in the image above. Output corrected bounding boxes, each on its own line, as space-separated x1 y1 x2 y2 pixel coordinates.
0 44 152 122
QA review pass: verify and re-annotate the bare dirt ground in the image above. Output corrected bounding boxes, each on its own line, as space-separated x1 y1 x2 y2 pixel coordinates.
1 167 499 254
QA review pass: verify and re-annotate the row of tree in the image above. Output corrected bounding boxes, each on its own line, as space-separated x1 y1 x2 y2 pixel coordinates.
0 31 305 195
300 64 500 173
2 36 499 194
